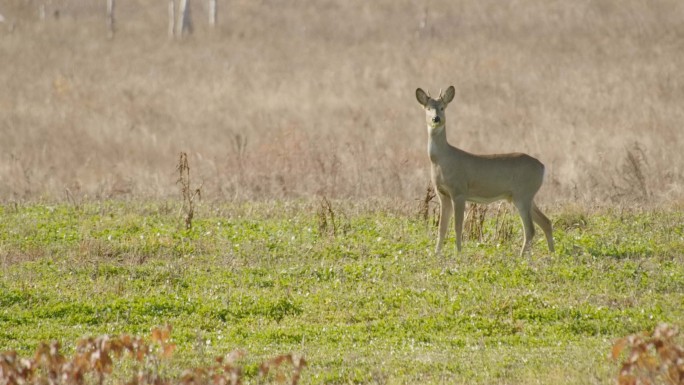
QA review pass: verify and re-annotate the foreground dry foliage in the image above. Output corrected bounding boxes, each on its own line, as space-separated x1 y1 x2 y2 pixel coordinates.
1 0 683 203
613 324 684 385
2 323 682 384
0 326 306 385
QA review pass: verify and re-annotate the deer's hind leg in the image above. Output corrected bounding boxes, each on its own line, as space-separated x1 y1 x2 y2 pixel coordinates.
452 197 466 253
532 202 554 253
513 199 535 257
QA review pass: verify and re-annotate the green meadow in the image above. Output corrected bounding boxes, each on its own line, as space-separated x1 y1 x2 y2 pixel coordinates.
1 201 682 384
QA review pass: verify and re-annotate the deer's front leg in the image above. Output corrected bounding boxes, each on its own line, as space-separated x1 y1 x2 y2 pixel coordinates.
436 192 453 254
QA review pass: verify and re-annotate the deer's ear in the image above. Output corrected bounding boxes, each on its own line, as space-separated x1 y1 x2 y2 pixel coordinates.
416 88 430 106
441 86 455 105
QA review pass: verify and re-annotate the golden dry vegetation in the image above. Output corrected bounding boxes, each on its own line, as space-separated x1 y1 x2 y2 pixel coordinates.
1 0 683 203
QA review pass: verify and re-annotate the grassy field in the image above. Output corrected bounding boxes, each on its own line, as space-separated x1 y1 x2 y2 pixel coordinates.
1 0 684 383
1 200 683 384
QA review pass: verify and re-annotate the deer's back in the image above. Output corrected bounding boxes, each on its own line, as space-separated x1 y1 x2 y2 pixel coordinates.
432 149 545 200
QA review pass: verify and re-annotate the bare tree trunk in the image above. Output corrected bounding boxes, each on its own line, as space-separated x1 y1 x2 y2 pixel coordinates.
208 0 216 27
168 0 176 38
176 0 192 37
106 0 115 39
40 3 60 21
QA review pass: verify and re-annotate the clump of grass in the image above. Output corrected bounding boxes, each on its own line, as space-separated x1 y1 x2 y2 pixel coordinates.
555 205 589 231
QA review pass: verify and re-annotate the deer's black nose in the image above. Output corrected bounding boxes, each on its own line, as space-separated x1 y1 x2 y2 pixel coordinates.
432 116 441 123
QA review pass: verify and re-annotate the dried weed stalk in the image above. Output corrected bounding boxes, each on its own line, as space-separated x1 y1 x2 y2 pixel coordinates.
493 203 515 246
613 142 651 202
64 187 81 210
419 186 515 247
176 152 202 230
317 195 337 237
419 182 439 231
463 203 487 242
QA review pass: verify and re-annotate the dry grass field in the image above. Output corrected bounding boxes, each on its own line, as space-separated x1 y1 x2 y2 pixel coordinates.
1 0 683 203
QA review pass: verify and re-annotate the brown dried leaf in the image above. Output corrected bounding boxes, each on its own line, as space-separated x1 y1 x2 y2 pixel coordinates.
151 328 162 343
259 362 270 377
638 355 658 372
617 374 637 385
294 356 307 369
162 343 176 358
613 338 628 360
620 362 633 377
667 365 681 384
100 352 113 374
121 334 132 347
161 326 172 341
658 346 677 362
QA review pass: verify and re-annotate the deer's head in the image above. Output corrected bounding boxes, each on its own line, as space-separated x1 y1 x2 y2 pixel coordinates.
416 86 455 131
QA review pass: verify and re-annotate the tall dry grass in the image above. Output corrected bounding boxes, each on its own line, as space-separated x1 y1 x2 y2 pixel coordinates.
1 0 682 204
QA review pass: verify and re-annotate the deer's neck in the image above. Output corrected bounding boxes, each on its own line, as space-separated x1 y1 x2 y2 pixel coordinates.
427 125 452 163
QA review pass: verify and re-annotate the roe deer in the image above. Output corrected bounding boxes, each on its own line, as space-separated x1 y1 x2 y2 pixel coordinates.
416 86 554 257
